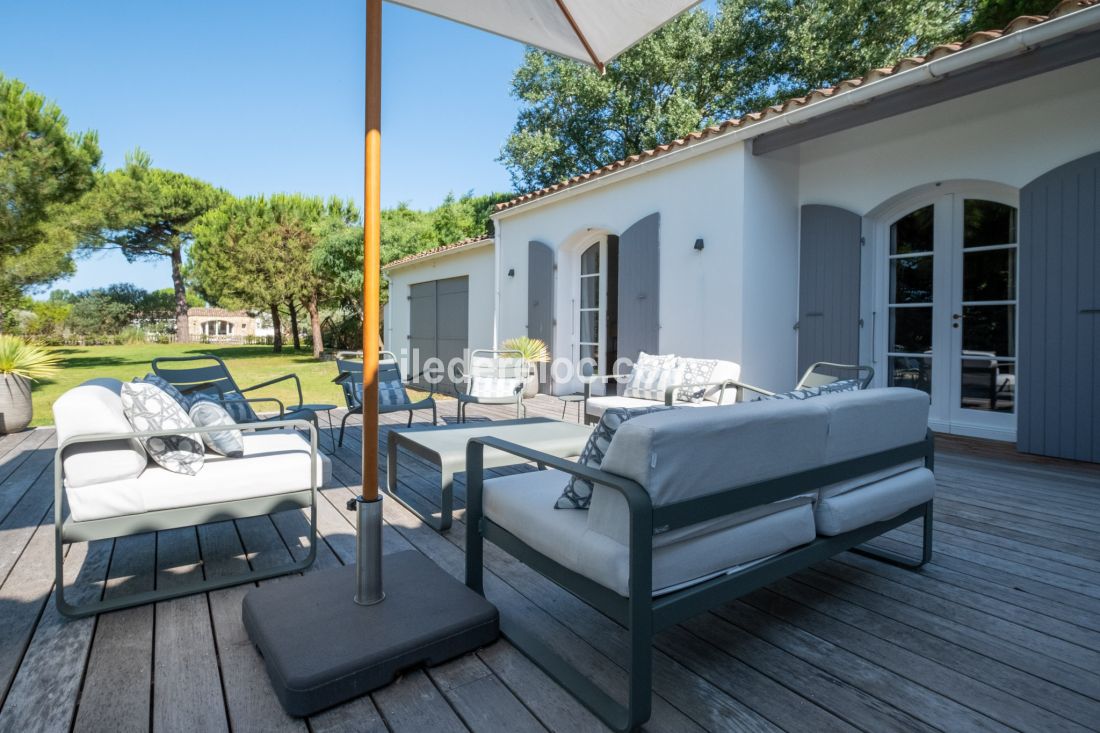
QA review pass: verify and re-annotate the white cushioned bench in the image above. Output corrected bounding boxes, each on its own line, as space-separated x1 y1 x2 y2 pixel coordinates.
583 358 741 424
53 378 328 617
464 387 934 731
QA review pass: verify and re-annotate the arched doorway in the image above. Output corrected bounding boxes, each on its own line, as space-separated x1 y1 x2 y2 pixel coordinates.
869 182 1018 439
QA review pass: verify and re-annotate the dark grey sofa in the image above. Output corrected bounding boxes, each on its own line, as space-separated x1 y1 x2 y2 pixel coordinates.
465 387 934 732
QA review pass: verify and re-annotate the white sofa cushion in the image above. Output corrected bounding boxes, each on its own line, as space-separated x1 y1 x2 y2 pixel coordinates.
484 468 816 596
585 394 713 420
599 398 830 508
815 467 935 535
623 352 680 401
65 429 329 523
54 378 147 489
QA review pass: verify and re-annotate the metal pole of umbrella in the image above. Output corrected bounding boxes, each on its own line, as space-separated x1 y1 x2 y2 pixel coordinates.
353 0 385 607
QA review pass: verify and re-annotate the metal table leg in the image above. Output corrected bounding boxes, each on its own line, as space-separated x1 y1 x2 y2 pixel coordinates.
385 432 453 532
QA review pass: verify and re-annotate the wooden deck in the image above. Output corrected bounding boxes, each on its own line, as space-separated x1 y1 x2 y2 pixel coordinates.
1 394 1098 732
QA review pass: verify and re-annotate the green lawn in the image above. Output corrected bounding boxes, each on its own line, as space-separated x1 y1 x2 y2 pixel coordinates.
29 344 350 427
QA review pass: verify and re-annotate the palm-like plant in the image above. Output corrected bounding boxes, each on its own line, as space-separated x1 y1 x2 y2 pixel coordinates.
501 336 550 363
0 335 61 381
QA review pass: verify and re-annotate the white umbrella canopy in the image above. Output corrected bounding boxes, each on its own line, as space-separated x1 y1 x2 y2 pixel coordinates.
358 1 698 505
389 0 701 70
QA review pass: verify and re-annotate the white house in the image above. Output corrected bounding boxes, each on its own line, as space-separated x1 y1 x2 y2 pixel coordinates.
384 2 1100 462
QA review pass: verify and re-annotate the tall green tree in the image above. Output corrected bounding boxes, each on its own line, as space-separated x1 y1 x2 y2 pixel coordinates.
0 74 101 325
190 194 358 356
74 150 227 341
499 0 1036 192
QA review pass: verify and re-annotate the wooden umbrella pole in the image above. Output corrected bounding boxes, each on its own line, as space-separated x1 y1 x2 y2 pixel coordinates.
361 0 382 501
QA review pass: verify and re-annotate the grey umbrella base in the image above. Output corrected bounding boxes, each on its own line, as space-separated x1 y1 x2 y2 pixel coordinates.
243 550 499 717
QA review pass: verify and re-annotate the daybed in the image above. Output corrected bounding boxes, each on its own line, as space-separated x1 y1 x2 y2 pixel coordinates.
53 378 329 618
465 387 934 731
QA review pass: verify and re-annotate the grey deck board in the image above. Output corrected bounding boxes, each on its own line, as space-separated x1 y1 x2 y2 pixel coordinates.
73 532 156 733
0 397 1098 732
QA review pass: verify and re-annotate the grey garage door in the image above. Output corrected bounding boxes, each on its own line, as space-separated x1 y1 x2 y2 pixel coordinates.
408 276 468 393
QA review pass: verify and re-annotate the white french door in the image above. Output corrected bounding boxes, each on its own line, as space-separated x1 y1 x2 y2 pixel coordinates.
575 239 606 374
876 186 1018 440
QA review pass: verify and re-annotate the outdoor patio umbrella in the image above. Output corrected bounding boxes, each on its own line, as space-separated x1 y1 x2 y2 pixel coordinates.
357 0 703 595
244 0 701 717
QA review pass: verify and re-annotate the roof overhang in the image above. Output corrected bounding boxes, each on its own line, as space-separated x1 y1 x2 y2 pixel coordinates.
382 237 494 273
752 23 1100 155
493 4 1100 219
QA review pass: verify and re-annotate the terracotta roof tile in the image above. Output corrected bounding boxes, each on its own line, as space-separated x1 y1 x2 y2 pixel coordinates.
495 0 1097 213
382 235 492 270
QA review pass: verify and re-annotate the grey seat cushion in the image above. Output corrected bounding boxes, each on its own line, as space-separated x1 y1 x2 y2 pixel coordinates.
815 467 935 535
484 468 816 597
556 405 676 510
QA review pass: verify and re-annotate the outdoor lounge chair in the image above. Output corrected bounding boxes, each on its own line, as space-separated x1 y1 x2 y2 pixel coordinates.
53 378 329 618
455 349 527 423
732 361 875 400
465 387 934 732
152 353 312 422
333 351 437 446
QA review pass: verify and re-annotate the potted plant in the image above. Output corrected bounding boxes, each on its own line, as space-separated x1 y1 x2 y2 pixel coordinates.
501 336 550 398
0 336 61 434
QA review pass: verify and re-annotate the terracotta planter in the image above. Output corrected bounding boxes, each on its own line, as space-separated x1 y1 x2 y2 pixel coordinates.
0 373 32 434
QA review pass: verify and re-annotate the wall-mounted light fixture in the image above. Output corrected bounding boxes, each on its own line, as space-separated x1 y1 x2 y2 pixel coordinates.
507 268 515 277
693 238 705 252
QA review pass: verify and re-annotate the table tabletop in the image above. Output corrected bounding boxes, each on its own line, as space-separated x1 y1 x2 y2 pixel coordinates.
390 417 591 466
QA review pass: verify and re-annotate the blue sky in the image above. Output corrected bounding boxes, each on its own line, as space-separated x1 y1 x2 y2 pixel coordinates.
0 0 527 295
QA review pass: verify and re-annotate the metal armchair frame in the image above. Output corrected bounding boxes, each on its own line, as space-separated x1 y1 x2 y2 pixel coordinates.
334 352 438 446
151 354 308 420
55 419 319 618
455 349 527 422
465 431 933 732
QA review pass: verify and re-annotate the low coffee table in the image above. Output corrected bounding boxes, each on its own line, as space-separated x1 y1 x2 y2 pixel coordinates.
386 417 592 531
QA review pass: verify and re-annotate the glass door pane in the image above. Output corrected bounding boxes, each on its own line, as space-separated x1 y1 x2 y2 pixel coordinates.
887 205 934 396
957 199 1017 414
578 242 602 373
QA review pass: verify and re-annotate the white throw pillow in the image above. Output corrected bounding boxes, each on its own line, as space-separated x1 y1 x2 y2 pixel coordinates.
189 400 244 458
623 352 681 401
121 382 205 475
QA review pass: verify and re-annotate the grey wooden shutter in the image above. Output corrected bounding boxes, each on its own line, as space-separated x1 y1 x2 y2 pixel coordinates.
798 205 862 378
1018 152 1100 463
616 213 660 362
528 240 554 393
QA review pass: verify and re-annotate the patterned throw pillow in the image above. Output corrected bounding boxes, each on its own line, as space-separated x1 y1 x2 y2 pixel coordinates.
138 374 192 410
188 400 244 458
756 385 826 401
120 382 205 475
555 405 677 509
191 390 259 423
378 377 411 407
819 378 862 394
623 352 681 401
676 358 718 402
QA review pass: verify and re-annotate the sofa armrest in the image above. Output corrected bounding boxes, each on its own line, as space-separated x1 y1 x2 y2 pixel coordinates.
465 436 654 600
662 379 740 406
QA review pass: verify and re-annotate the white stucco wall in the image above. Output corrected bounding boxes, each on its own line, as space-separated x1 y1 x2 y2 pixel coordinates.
450 57 1099 400
493 144 746 390
382 242 496 366
796 59 1100 214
